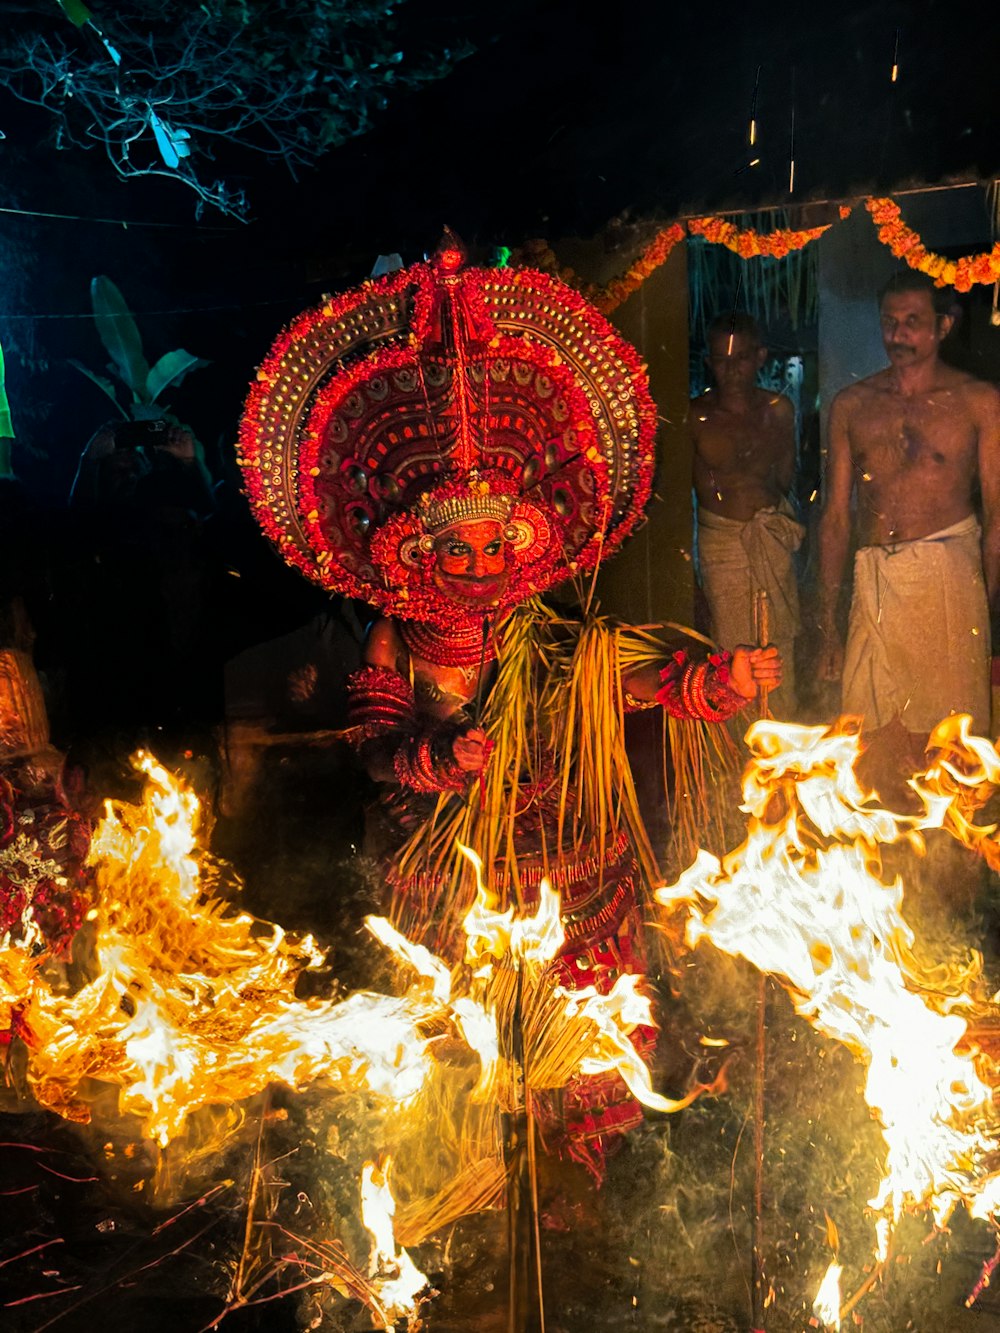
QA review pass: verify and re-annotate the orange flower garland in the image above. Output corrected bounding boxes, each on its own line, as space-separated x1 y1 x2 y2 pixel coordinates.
588 222 687 313
512 225 686 314
865 197 1000 292
515 196 1000 312
688 215 831 259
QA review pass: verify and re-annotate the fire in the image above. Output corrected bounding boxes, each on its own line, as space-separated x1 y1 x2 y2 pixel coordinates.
2 751 681 1312
812 1259 842 1330
449 842 693 1114
360 1158 429 1327
10 752 450 1145
656 714 1000 1298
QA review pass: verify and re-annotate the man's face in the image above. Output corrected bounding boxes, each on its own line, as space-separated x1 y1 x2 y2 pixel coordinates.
879 290 951 368
706 330 766 393
431 519 512 609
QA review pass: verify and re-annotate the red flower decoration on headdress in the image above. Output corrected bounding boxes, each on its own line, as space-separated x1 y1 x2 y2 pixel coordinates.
238 242 658 626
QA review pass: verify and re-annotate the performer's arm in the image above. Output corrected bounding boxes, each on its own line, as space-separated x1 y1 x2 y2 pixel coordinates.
346 617 481 792
976 383 1000 642
623 646 781 720
816 391 855 680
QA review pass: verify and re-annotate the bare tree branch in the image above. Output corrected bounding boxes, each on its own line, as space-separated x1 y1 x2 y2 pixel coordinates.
0 2 470 219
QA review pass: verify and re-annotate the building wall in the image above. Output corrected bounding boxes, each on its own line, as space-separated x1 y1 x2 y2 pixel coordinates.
817 207 898 467
595 243 694 627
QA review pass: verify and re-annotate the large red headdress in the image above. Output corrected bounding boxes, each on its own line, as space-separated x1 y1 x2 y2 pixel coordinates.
238 238 657 624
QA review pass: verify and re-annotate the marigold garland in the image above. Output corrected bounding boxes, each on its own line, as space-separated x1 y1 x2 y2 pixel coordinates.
687 216 832 259
517 217 827 314
512 227 686 313
588 222 687 313
865 197 1000 292
516 195 1000 314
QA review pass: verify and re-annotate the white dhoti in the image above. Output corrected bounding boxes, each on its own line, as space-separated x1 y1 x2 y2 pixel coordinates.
841 515 990 734
697 502 805 712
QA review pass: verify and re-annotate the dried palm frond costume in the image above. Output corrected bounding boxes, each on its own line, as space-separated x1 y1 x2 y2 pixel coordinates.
239 240 750 1177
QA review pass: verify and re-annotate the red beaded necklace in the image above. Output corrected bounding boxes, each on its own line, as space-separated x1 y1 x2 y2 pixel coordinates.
401 617 497 668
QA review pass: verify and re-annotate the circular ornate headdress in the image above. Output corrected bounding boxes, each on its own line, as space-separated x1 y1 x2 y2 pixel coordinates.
239 237 657 624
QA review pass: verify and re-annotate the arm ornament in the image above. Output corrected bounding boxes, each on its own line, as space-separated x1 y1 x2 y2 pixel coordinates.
654 650 746 723
346 665 417 742
347 667 469 793
392 731 468 794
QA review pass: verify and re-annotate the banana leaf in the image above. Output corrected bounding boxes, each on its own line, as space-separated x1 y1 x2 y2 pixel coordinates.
68 358 127 416
90 276 149 400
56 0 92 25
0 338 13 438
149 111 191 168
146 349 210 404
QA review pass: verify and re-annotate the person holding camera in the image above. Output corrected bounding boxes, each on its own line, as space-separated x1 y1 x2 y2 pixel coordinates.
58 417 217 759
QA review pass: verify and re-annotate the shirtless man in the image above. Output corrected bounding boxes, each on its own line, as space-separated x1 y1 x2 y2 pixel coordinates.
817 270 1000 755
692 313 803 711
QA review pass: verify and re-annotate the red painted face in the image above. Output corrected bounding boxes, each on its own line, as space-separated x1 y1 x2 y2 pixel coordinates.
879 290 950 368
430 519 512 608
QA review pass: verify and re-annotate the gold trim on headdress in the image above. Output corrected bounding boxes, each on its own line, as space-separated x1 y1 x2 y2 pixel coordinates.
418 475 514 534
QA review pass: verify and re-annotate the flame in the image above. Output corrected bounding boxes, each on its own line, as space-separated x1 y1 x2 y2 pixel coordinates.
813 1259 842 1330
656 716 1000 1266
556 973 705 1113
458 841 566 967
366 914 453 1004
449 843 699 1113
10 753 449 1145
1 753 698 1306
360 1158 428 1327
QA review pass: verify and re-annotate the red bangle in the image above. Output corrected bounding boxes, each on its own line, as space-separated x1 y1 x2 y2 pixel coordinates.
347 665 416 742
393 731 468 793
654 650 745 722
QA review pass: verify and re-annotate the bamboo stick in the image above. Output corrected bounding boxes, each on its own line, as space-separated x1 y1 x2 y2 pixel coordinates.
751 588 770 1333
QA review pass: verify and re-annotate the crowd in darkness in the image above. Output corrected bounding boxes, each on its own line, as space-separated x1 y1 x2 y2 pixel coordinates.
0 414 374 865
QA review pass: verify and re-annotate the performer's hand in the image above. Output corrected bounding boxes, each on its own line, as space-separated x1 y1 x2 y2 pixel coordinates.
452 726 489 773
816 626 844 682
730 645 782 699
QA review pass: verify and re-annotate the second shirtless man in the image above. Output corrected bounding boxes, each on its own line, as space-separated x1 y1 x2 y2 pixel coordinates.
693 313 803 711
817 269 1000 755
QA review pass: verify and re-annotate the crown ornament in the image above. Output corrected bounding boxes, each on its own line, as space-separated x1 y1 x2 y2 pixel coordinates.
417 474 515 535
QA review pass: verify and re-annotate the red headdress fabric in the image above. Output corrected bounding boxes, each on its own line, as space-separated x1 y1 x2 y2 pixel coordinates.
239 240 657 623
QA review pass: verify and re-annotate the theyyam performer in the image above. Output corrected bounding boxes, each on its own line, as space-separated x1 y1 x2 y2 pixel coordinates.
238 235 780 1178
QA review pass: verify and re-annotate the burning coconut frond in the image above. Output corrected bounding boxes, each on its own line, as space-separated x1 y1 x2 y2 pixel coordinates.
6 753 453 1147
368 843 696 1246
656 714 1000 1318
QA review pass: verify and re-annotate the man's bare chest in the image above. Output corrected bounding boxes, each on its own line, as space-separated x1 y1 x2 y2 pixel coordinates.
695 410 784 475
850 398 977 479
